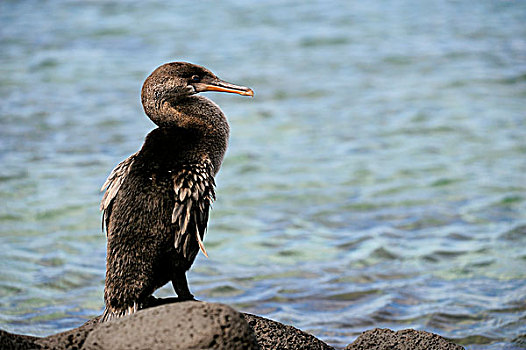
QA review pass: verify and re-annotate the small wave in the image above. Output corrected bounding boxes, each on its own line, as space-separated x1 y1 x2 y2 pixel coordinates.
499 224 526 241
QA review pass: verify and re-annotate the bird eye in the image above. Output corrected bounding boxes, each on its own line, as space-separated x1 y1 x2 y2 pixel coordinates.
190 75 201 82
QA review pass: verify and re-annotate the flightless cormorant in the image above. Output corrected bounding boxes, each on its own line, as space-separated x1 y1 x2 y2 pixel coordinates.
100 62 253 321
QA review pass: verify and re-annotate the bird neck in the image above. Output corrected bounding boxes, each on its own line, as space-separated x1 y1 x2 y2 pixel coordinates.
143 95 223 130
141 95 230 174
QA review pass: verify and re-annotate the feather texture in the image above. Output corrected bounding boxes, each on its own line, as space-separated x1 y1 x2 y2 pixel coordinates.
100 153 137 233
101 301 140 322
100 156 216 260
171 159 215 259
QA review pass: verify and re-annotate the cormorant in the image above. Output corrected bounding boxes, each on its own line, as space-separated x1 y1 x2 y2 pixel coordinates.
100 62 253 322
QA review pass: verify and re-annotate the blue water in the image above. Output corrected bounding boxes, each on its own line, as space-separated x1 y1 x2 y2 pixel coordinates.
1 1 525 348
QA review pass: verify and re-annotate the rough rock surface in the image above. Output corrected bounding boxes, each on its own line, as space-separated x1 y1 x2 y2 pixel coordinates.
0 302 465 350
243 313 334 350
0 329 41 350
83 302 258 350
37 318 100 350
345 328 465 350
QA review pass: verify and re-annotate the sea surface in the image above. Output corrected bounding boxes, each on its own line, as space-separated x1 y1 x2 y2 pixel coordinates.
1 1 525 349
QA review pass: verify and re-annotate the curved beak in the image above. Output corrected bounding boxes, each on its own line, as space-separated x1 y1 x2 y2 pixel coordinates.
195 79 254 97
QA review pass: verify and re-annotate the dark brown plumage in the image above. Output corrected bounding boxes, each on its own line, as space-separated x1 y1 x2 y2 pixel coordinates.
100 62 253 322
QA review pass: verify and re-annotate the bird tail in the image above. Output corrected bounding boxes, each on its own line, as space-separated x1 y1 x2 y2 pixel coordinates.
100 302 140 323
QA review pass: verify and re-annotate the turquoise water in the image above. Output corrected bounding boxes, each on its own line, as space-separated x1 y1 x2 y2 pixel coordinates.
1 1 525 348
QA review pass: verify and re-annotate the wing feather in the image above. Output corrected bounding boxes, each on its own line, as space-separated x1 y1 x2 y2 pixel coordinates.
100 153 137 234
171 160 215 259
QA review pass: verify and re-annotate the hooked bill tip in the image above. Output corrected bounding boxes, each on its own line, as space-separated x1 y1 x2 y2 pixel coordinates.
244 88 254 97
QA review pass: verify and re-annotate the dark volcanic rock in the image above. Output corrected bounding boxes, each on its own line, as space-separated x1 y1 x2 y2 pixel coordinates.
0 303 466 350
37 318 101 350
243 313 334 350
345 328 465 350
82 301 258 350
1 317 103 350
0 329 41 350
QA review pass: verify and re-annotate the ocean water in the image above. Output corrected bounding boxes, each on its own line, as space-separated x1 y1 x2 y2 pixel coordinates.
1 1 525 348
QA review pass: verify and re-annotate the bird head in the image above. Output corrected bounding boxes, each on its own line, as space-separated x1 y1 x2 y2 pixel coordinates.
141 62 253 126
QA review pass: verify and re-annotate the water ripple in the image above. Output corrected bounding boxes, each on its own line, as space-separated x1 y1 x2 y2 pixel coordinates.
1 1 526 349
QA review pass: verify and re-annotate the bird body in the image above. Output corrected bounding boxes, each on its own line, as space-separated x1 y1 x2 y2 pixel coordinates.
100 63 252 321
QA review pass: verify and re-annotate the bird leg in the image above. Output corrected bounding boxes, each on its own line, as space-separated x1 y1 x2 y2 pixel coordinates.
172 272 195 301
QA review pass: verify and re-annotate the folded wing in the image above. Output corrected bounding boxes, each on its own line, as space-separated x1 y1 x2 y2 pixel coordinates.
172 160 216 259
100 153 137 234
